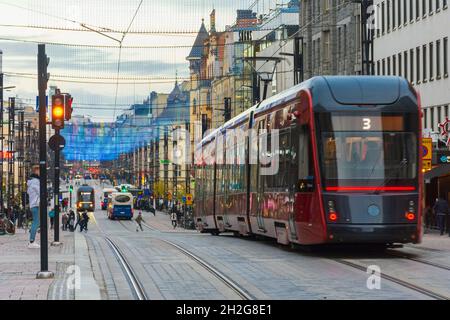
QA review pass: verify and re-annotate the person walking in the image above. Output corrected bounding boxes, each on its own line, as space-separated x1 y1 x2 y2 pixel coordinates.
135 211 145 232
80 211 89 233
27 165 41 249
171 211 177 229
433 197 449 236
62 212 68 231
68 210 76 232
49 208 55 230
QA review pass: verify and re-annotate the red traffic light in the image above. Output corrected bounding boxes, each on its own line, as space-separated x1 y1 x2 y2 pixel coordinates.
65 95 73 121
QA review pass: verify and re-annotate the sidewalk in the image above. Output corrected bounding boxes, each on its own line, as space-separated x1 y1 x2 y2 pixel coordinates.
0 226 75 300
140 210 197 233
417 229 450 251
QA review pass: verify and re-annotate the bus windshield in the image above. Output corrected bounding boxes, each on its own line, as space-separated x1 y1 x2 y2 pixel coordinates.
320 131 417 188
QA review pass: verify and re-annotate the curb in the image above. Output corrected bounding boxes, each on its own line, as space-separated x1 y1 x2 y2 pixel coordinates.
74 231 101 300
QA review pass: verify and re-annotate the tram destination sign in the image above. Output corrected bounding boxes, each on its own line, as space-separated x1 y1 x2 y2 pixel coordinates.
331 115 404 131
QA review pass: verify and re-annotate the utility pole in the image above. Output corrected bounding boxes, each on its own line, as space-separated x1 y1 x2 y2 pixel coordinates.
7 97 15 212
37 44 53 279
18 110 24 214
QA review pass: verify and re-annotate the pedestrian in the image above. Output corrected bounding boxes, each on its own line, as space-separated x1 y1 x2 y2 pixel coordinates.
49 208 55 230
433 197 449 236
171 211 177 229
135 211 145 232
62 212 68 231
68 210 76 232
27 165 41 249
80 211 89 233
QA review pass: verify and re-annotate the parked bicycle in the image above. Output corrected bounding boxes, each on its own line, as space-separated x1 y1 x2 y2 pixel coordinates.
0 213 16 235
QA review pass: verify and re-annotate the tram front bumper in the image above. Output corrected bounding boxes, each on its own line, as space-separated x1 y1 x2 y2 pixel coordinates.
326 224 419 244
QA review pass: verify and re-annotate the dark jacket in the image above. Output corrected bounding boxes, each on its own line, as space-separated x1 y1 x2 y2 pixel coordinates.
433 199 449 215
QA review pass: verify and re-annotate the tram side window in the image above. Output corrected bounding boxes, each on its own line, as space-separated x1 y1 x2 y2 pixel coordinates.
297 125 314 192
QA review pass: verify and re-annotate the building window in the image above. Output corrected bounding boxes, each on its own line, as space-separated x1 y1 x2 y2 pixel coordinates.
438 106 442 125
410 49 415 83
424 108 428 129
423 0 427 15
403 0 407 23
399 0 403 24
382 2 386 33
387 1 391 31
393 55 397 75
444 0 448 8
410 0 414 21
431 107 434 130
404 50 409 80
393 0 396 27
388 57 391 75
430 42 434 79
382 58 386 75
429 0 433 13
436 0 440 10
377 4 381 37
398 52 403 76
416 47 421 82
416 0 420 18
377 60 381 75
423 44 427 81
437 39 441 78
444 37 448 77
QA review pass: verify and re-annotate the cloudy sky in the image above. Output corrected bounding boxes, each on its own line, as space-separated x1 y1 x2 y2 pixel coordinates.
0 0 291 121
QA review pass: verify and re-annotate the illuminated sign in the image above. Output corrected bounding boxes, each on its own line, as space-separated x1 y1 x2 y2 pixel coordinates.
438 117 450 146
331 116 405 131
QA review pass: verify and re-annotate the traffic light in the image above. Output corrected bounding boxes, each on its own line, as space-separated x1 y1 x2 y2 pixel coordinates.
52 94 65 129
69 185 73 192
121 185 127 192
65 94 73 121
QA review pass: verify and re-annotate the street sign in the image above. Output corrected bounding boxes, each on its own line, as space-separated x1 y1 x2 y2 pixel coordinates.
48 134 66 151
160 159 171 165
186 194 193 205
182 196 186 204
423 160 432 171
422 138 432 160
35 95 48 112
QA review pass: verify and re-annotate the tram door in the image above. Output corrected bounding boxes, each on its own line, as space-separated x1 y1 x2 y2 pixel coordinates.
256 119 266 232
287 126 299 240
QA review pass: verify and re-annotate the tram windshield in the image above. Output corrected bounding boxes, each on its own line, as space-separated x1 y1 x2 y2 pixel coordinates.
80 192 93 202
321 131 417 187
320 116 418 187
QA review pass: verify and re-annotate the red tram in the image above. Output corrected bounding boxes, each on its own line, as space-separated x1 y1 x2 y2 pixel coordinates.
194 76 423 246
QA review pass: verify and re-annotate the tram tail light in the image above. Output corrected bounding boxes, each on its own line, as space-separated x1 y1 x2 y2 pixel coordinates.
405 212 416 221
329 212 338 222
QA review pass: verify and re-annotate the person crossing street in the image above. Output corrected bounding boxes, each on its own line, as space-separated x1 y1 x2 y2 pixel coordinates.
135 211 145 232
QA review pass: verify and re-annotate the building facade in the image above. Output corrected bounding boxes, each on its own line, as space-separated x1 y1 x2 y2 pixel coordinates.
300 0 363 78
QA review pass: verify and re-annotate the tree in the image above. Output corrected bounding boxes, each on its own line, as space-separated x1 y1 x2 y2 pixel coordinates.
153 181 165 198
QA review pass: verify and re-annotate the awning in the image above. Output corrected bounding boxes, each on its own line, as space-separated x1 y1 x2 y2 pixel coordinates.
424 164 450 180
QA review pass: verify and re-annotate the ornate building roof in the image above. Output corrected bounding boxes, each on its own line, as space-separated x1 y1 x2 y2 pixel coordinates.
187 20 209 60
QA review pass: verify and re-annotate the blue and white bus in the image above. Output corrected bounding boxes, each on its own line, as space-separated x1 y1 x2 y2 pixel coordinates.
107 192 134 220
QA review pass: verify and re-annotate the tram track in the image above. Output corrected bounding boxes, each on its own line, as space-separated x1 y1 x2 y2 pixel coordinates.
141 222 255 300
89 215 150 300
334 258 449 300
104 236 149 300
386 250 450 272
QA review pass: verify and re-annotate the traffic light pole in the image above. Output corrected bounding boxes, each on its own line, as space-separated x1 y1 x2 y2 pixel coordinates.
52 128 61 245
37 44 53 279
